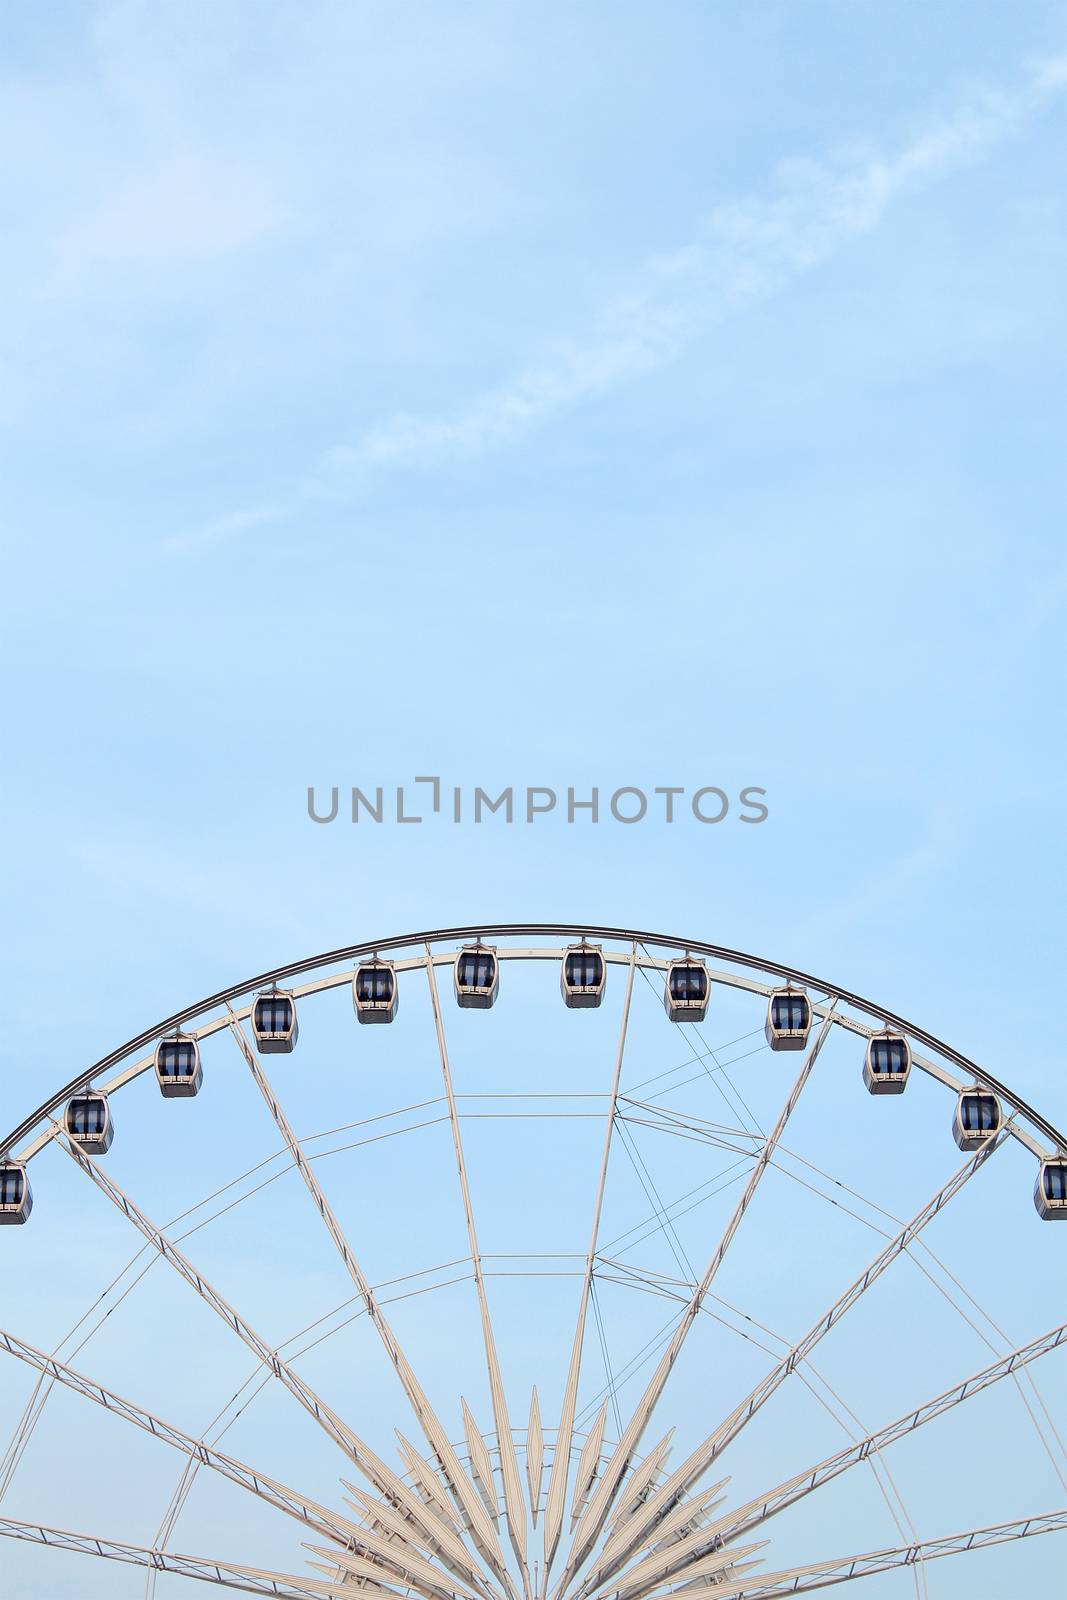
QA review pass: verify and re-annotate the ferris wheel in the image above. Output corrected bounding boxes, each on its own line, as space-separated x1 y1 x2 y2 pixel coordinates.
0 924 1064 1599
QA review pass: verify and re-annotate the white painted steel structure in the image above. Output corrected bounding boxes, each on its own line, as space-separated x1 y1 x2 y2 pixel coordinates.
0 926 1064 1598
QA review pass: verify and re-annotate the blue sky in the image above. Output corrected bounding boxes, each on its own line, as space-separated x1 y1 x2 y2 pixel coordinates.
2 1 1064 1099
1 3 1065 1594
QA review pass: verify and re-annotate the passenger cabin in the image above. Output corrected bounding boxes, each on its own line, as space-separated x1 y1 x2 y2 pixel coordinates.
561 943 606 1010
863 1032 911 1095
353 961 398 1024
1035 1159 1067 1221
154 1035 203 1099
664 959 710 1023
252 990 298 1053
952 1089 1001 1151
455 945 499 1010
0 1163 31 1225
64 1091 113 1153
765 988 812 1052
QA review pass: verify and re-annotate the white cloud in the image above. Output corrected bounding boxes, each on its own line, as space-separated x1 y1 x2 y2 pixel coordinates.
314 54 1067 484
164 503 291 555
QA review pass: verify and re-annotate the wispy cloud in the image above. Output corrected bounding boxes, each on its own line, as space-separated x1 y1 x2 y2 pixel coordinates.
164 503 290 555
313 54 1066 484
172 51 1067 550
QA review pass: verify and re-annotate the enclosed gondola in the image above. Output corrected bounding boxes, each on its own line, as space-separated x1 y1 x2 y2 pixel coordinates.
455 944 499 1010
952 1089 1001 1151
252 988 298 1053
863 1031 911 1095
1035 1159 1067 1221
64 1091 113 1153
664 957 710 1023
561 942 606 1010
765 987 812 1052
353 960 398 1024
154 1034 203 1099
0 1163 31 1225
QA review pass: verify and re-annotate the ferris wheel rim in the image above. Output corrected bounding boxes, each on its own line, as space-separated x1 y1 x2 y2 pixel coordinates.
1 924 1064 1595
2 921 1064 1163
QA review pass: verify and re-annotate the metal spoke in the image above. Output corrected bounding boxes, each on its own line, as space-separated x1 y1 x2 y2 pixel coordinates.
598 1535 766 1600
707 1317 1067 1546
316 1501 478 1600
637 1509 1067 1600
54 1128 499 1600
396 1433 470 1535
341 1477 486 1590
575 1128 1009 1597
308 1532 475 1599
424 953 530 1590
527 1389 544 1527
543 945 638 1578
0 1325 361 1548
569 1401 609 1528
558 1006 838 1594
226 1009 515 1595
0 1515 368 1599
605 1525 762 1600
589 1476 733 1600
603 1432 674 1536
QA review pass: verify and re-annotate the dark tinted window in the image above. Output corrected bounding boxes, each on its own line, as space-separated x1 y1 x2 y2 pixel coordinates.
870 1038 908 1075
255 997 293 1034
565 952 604 989
356 967 394 1004
669 965 707 1002
458 952 495 990
159 1041 197 1077
0 1168 24 1206
960 1094 998 1132
771 994 810 1032
68 1097 107 1136
1044 1164 1067 1203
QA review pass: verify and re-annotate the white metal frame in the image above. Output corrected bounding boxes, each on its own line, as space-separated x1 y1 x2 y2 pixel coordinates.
0 926 1063 1598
